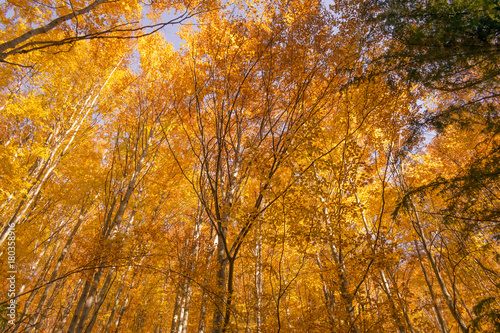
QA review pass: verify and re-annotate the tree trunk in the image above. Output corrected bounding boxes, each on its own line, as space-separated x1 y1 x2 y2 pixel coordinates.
386 269 416 333
113 292 133 332
178 282 193 333
255 221 264 333
0 63 121 247
104 284 124 332
67 279 92 333
84 271 115 332
379 270 407 333
315 252 336 330
415 240 449 333
52 279 84 333
171 284 183 333
74 267 105 333
212 221 227 333
198 286 209 333
29 206 87 330
408 201 468 333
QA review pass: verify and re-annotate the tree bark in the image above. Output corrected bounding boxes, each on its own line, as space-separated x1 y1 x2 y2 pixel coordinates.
408 201 468 333
212 220 228 333
315 253 336 331
104 284 124 333
255 221 264 333
84 271 115 333
415 240 449 333
0 0 109 59
29 206 87 330
73 267 104 333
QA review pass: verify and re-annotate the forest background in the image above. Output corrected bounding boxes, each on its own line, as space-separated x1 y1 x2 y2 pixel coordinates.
0 0 499 332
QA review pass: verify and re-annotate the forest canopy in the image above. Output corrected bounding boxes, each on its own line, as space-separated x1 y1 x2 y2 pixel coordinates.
1 0 499 332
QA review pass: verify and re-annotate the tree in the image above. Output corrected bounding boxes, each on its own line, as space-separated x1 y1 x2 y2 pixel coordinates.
164 1 368 331
368 0 500 273
366 0 500 92
3 0 500 332
0 0 209 65
0 37 131 247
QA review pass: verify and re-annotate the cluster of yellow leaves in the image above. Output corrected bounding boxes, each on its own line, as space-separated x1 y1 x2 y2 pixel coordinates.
1 1 499 332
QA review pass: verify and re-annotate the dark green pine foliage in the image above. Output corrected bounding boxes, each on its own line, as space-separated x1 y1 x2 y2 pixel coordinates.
371 0 500 92
470 297 500 332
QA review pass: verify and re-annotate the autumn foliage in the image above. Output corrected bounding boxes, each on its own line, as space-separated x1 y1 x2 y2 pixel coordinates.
1 0 499 332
